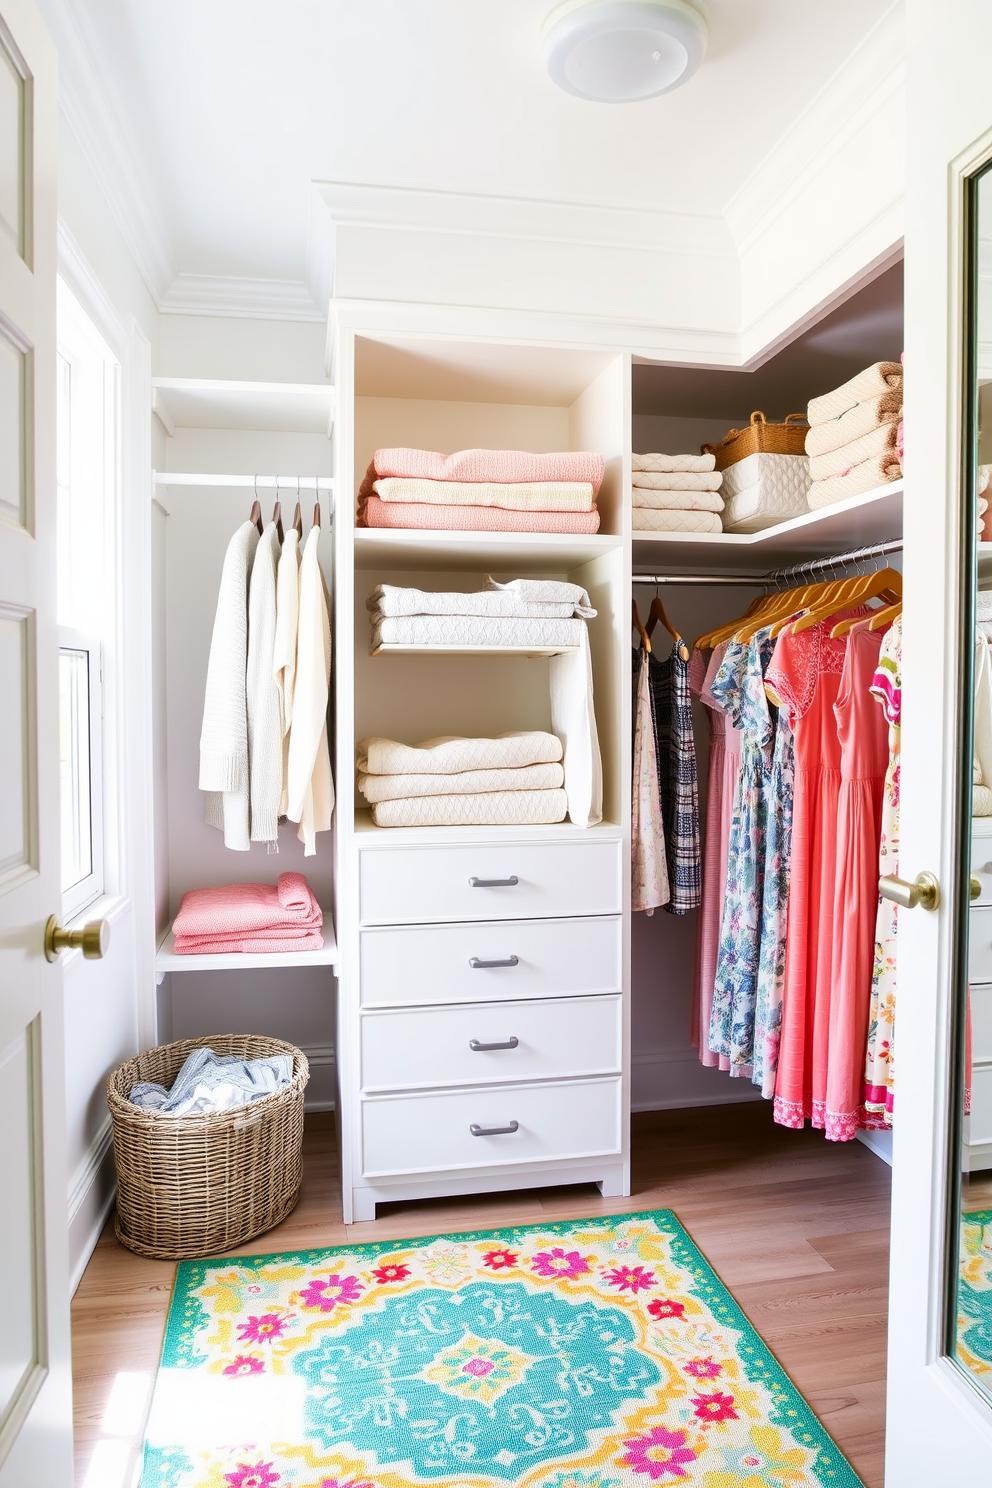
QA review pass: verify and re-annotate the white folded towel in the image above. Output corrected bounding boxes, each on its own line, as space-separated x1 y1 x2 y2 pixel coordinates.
631 470 722 492
486 577 596 616
631 509 723 533
371 789 569 828
366 584 589 620
630 489 724 513
370 614 586 651
633 452 716 473
358 761 565 803
357 732 563 776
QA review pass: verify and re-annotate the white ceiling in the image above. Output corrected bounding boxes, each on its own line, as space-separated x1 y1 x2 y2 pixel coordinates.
44 0 896 308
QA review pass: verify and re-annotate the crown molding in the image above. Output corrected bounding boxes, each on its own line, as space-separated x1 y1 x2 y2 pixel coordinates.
313 179 732 259
38 0 175 302
159 272 325 322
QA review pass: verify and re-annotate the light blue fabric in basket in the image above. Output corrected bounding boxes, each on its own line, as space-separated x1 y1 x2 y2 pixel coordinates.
130 1045 293 1116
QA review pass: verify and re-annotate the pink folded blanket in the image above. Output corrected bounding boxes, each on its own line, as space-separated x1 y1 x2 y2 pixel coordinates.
359 496 601 534
173 873 323 953
368 447 605 494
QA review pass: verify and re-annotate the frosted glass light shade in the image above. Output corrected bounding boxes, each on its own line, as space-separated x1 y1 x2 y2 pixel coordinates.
543 0 707 102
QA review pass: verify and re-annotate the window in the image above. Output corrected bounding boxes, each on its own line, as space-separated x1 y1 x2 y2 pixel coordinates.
56 279 118 919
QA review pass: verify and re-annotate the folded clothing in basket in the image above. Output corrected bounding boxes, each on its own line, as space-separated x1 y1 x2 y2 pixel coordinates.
172 872 323 954
129 1045 293 1117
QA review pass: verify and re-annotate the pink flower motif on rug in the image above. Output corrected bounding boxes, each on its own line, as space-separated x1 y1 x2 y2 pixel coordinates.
530 1247 590 1280
482 1248 518 1270
224 1463 280 1488
684 1357 722 1379
604 1264 656 1293
222 1354 265 1377
620 1425 698 1480
371 1263 410 1284
317 1479 374 1488
298 1274 364 1312
647 1298 686 1320
236 1314 287 1345
691 1390 739 1423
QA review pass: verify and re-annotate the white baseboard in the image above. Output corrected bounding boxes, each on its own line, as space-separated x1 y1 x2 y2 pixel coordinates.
631 1044 765 1113
302 1043 336 1111
68 1120 117 1293
856 1127 894 1166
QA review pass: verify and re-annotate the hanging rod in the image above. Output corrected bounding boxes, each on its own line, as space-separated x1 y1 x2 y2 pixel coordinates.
633 536 903 588
153 473 335 490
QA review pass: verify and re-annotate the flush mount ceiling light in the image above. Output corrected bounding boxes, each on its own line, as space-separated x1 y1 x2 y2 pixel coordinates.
543 0 707 102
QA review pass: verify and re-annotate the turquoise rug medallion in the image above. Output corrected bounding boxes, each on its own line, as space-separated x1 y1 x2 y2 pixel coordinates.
139 1208 864 1487
959 1208 992 1388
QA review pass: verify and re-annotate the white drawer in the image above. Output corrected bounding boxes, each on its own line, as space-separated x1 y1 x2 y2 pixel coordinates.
971 983 992 1064
361 994 622 1093
359 839 622 926
968 1065 992 1149
360 915 622 1008
361 1076 622 1177
969 908 992 982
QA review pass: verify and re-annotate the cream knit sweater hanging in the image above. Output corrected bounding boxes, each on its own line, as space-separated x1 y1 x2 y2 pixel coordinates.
286 525 334 854
246 523 283 845
199 520 260 850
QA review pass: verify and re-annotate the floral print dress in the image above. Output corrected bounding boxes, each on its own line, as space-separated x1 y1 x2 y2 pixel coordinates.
864 615 901 1124
708 630 777 1076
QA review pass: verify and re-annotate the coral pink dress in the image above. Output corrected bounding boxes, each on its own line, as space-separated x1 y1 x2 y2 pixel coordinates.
824 626 888 1139
689 642 742 1069
766 617 852 1131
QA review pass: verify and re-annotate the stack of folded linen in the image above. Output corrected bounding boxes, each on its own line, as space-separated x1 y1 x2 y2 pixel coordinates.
367 576 595 652
805 361 903 510
357 447 604 533
631 453 723 532
357 731 568 827
172 872 323 954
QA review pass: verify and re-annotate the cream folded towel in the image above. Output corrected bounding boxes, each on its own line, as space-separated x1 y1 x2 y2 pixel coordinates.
371 789 568 828
631 470 722 492
371 477 595 512
486 577 594 611
370 614 586 650
807 362 903 426
632 509 723 533
808 419 902 482
633 452 716 473
805 391 903 457
357 732 563 776
631 488 724 513
366 583 594 619
358 761 564 804
807 454 902 509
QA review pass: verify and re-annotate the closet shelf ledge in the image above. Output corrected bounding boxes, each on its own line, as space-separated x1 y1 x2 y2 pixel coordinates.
370 642 580 658
154 921 337 982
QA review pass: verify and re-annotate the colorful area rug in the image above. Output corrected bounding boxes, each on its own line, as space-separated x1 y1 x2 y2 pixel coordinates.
959 1208 992 1386
139 1209 863 1488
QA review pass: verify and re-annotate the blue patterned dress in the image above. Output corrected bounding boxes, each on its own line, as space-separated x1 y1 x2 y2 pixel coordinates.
707 631 777 1075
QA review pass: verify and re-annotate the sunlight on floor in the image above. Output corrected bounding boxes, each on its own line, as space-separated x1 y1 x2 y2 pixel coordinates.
144 1370 307 1454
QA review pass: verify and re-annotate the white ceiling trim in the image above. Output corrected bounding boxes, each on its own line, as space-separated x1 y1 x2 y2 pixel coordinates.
159 273 326 322
40 0 175 302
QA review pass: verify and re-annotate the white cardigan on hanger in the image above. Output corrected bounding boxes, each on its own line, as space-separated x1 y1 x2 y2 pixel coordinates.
199 519 260 851
286 525 334 854
247 522 283 845
272 527 301 817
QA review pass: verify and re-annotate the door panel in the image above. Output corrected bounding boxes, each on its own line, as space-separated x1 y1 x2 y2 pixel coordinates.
0 1 71 1484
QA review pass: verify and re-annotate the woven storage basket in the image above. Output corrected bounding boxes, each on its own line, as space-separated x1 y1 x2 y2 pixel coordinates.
107 1034 309 1260
702 411 809 471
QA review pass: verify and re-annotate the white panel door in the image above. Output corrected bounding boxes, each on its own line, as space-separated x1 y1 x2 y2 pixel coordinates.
0 2 72 1485
886 1 992 1478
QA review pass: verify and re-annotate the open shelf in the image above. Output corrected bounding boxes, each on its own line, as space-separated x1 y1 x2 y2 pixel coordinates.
371 642 580 658
155 920 338 977
632 480 902 572
152 378 335 436
353 528 619 573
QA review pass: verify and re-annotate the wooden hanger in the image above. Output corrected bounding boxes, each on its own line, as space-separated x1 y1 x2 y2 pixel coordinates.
646 590 689 661
867 599 902 633
292 502 303 537
794 566 902 633
249 500 264 535
272 499 284 543
632 598 651 654
695 593 769 651
312 501 321 530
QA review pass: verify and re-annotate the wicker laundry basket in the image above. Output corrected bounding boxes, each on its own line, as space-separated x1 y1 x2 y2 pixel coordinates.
107 1034 309 1260
703 411 809 471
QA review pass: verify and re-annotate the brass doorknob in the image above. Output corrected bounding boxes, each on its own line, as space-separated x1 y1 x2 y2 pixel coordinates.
44 915 110 962
972 875 983 902
879 872 941 911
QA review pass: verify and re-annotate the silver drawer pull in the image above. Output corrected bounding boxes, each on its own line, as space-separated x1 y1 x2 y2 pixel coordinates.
470 1120 519 1137
469 875 519 888
469 955 519 969
469 1036 519 1052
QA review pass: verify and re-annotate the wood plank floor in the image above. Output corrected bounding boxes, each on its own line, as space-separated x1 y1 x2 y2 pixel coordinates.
71 1102 891 1488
